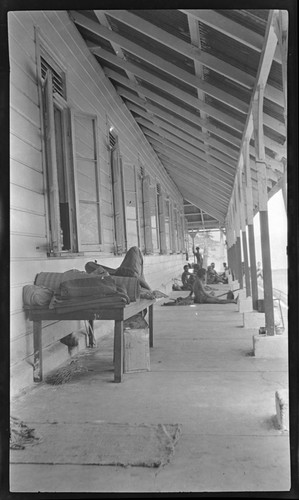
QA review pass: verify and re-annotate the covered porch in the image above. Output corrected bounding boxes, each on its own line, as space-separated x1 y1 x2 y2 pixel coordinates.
10 288 289 493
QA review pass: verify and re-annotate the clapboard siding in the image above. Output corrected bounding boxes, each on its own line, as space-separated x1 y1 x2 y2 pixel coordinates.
11 208 45 236
10 159 44 193
10 109 41 150
10 184 45 214
9 10 185 394
10 235 48 260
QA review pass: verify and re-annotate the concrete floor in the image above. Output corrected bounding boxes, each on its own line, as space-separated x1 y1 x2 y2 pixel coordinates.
10 289 290 493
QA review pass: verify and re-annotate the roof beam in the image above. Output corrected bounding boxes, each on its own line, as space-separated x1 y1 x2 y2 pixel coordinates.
161 160 231 206
228 10 284 220
128 105 240 160
100 47 249 116
104 68 250 132
148 137 235 187
155 150 233 195
98 9 255 89
180 10 282 63
120 89 242 147
160 155 232 200
135 116 238 166
180 9 284 106
93 52 244 133
138 120 236 172
173 183 226 222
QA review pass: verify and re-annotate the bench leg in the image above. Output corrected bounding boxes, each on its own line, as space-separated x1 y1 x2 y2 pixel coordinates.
33 320 42 382
114 320 124 383
87 320 96 347
149 304 154 348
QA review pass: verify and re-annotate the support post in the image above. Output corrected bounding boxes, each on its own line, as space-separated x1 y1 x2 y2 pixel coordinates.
244 139 258 309
238 168 251 297
233 195 243 288
253 85 275 335
114 320 124 382
33 320 42 382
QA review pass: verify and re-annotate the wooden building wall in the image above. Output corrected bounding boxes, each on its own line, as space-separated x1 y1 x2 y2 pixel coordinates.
9 11 186 395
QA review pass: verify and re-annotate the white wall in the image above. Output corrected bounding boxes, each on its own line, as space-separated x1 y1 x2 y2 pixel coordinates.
9 10 185 396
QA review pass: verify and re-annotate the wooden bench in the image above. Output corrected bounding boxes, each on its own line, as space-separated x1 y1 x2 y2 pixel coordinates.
27 298 155 383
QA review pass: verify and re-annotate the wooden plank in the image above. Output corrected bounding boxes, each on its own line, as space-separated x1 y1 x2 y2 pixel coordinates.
126 101 241 149
137 118 236 171
161 159 232 202
104 68 248 123
10 185 45 215
135 114 239 161
93 10 254 89
114 82 244 135
154 147 233 191
10 158 44 193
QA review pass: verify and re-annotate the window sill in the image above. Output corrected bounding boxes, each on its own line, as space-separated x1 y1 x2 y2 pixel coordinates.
47 252 85 258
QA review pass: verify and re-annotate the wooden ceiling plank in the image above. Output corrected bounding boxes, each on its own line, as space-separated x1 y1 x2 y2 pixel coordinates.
162 161 231 205
132 109 240 161
135 116 237 167
104 66 246 128
98 9 254 88
161 155 232 196
174 180 225 221
138 121 236 172
121 89 242 146
157 151 233 195
180 9 282 64
149 136 233 185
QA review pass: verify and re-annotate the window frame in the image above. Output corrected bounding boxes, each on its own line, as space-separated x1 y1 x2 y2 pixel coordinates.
70 110 103 253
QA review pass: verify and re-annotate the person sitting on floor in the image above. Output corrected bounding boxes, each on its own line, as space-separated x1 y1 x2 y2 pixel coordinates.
192 268 238 304
181 265 194 291
207 263 225 284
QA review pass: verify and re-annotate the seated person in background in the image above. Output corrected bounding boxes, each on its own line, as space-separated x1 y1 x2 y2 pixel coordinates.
207 262 225 284
193 269 238 304
181 265 194 291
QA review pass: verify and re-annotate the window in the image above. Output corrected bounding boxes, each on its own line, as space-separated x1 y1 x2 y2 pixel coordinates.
109 128 126 254
123 163 139 248
136 165 145 252
164 198 171 252
39 46 101 254
71 112 102 252
150 184 159 251
142 174 153 254
157 184 167 254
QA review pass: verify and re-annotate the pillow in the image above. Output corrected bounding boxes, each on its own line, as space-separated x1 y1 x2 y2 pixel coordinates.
23 285 54 307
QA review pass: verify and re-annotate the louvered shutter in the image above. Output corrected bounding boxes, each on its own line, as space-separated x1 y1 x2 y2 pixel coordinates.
111 147 125 254
142 175 153 254
158 190 167 254
43 71 60 253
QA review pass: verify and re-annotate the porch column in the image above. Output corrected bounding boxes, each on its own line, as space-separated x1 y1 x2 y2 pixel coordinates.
238 168 251 297
253 85 275 336
244 139 258 310
233 197 243 289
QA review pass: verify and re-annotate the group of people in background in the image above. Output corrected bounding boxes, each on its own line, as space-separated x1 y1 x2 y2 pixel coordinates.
178 262 237 304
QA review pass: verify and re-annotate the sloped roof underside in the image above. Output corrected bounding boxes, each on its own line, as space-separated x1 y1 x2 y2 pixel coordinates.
69 9 287 232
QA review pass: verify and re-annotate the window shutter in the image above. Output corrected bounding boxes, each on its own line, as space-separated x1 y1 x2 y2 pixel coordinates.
170 203 177 253
123 163 138 248
71 112 101 252
157 188 167 254
43 71 60 253
142 175 153 254
111 147 126 254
